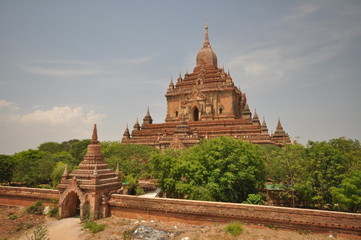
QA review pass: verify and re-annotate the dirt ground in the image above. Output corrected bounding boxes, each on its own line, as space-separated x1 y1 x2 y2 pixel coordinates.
1 205 360 240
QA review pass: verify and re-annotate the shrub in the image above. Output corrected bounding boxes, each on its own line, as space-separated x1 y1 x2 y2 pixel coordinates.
243 193 264 205
26 226 49 240
9 215 18 220
136 186 145 195
27 201 45 215
224 222 244 236
47 206 59 218
84 220 105 233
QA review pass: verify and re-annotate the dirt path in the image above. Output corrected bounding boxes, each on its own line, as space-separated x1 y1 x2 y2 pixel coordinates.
18 217 90 240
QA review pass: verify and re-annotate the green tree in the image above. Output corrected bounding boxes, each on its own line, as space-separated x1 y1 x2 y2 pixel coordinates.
101 142 159 179
269 144 306 207
298 141 347 209
52 151 78 166
38 139 89 164
51 161 74 187
329 137 361 173
151 137 266 203
0 154 16 184
331 170 361 213
13 150 55 187
38 142 63 154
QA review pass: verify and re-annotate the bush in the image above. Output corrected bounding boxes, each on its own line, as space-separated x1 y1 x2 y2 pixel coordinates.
84 220 105 233
136 186 145 195
27 201 45 215
9 215 18 220
243 193 264 205
224 222 244 236
47 206 59 218
26 226 49 240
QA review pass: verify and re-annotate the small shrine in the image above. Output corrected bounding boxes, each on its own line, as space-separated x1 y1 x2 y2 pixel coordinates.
57 124 121 219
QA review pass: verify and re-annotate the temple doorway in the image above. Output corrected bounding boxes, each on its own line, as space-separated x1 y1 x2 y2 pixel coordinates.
61 191 81 218
192 107 199 121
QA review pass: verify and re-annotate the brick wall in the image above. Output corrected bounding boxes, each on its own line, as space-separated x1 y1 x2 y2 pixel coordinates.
109 194 361 235
0 186 59 206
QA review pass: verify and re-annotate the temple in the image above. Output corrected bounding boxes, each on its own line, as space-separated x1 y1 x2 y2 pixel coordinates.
57 124 121 219
121 24 291 149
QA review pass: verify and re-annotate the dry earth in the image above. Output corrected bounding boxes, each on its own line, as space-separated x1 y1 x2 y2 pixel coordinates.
1 205 360 240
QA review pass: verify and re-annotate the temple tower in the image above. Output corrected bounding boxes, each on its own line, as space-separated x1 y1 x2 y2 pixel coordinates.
121 24 291 148
57 124 121 219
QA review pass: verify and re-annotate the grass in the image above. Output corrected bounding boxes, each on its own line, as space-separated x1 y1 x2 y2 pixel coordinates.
9 215 18 220
26 201 45 215
47 207 59 218
224 222 244 236
84 220 106 233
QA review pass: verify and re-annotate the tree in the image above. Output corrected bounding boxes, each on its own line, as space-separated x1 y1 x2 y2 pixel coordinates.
101 142 159 179
268 144 306 207
328 137 361 173
151 137 266 203
331 170 361 213
0 154 16 184
298 141 347 209
51 161 74 187
13 150 55 187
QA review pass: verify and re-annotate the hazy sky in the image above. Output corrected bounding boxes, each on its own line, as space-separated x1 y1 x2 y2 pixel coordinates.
1 0 361 154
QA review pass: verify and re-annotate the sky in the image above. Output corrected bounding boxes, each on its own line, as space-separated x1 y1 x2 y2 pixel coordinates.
0 0 361 154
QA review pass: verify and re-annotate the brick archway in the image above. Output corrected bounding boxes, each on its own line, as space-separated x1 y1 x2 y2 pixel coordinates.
60 190 81 218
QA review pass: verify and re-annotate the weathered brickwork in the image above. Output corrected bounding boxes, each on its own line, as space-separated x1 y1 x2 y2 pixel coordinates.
109 194 361 235
1 186 360 235
0 186 59 206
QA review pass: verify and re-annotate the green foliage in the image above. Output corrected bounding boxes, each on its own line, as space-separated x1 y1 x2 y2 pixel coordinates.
51 161 73 187
13 150 55 187
135 186 145 195
266 144 306 207
122 230 134 240
101 142 159 179
224 222 244 236
331 170 361 212
151 137 266 203
27 201 45 215
9 215 18 220
47 206 59 218
299 141 347 209
243 193 264 205
38 139 90 163
0 154 16 184
84 220 105 233
26 226 49 240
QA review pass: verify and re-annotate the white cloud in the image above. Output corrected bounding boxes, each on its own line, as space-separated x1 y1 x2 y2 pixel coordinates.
0 100 19 111
11 106 105 127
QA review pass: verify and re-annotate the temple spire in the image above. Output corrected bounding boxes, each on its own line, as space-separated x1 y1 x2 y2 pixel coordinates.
143 107 153 125
91 124 98 144
204 22 210 47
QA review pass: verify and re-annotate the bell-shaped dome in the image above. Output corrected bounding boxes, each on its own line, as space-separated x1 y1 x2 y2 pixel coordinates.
196 24 218 67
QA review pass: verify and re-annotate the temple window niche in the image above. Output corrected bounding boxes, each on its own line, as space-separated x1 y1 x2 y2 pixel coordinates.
192 107 199 121
175 111 178 117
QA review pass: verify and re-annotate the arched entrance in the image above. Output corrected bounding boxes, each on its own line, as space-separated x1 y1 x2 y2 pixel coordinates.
192 107 199 121
61 191 81 218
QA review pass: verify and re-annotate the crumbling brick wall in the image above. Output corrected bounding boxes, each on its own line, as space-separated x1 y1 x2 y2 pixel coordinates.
109 194 361 234
0 186 59 206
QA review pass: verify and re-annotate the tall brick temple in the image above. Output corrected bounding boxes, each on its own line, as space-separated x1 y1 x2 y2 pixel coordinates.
121 24 291 149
